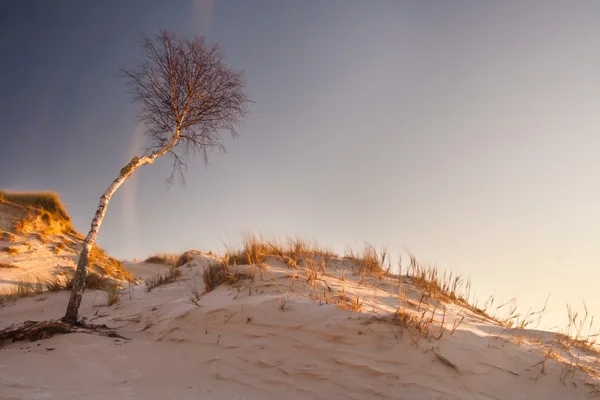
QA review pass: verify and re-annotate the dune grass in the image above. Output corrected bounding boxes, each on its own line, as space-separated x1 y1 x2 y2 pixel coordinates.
66 271 117 291
88 245 133 282
144 253 181 266
0 279 45 305
0 230 17 242
344 243 388 276
144 266 182 291
175 250 202 267
53 241 67 254
104 284 121 306
202 260 256 293
188 234 600 350
219 235 600 385
0 191 73 236
0 272 121 306
3 245 22 256
0 191 70 220
222 233 336 270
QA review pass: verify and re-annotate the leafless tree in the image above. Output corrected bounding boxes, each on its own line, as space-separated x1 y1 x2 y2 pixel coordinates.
63 30 249 323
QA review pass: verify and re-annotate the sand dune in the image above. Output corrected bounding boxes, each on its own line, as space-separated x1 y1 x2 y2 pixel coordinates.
1 252 598 399
0 198 131 292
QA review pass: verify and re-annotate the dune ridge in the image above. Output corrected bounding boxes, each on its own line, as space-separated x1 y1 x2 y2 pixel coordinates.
1 239 599 399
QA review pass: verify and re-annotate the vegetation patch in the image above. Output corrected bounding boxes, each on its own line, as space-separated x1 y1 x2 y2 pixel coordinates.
223 234 335 269
203 261 255 293
104 285 121 306
144 267 182 291
0 191 70 220
64 271 117 291
53 242 67 254
88 245 133 282
0 230 17 242
144 253 180 266
4 245 23 256
34 233 50 244
345 243 387 275
0 280 45 305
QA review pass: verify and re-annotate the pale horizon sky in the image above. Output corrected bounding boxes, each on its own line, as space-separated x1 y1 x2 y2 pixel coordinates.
1 0 599 332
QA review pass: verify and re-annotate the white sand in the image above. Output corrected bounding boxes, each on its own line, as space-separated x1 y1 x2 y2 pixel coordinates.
1 253 599 399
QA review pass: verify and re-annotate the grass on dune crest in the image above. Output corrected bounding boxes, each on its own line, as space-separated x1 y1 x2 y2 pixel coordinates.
0 191 70 221
192 233 600 387
222 233 338 269
1 191 73 236
215 234 600 350
144 253 181 266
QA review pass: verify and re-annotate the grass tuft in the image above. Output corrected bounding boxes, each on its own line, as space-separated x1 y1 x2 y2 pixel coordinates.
203 261 255 293
63 271 116 291
0 230 18 242
175 251 200 267
53 242 67 254
222 233 335 269
0 279 45 305
144 266 182 291
104 285 121 306
4 245 22 256
345 243 385 275
144 253 180 266
0 191 71 220
88 245 133 282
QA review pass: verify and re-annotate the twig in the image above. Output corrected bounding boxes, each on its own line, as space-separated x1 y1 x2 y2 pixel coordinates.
434 351 460 373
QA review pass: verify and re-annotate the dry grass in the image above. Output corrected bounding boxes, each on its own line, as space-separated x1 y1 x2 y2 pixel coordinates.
144 253 180 266
63 271 116 291
13 209 73 236
0 191 73 244
189 283 202 305
175 250 201 267
88 245 133 282
53 241 67 254
4 245 22 256
223 234 335 270
0 279 45 305
534 304 600 386
0 191 70 220
33 233 49 244
395 254 600 383
104 285 121 306
44 275 66 292
0 230 17 242
144 266 182 291
203 260 256 293
557 303 599 352
402 255 503 325
0 272 120 306
345 243 386 276
368 306 439 346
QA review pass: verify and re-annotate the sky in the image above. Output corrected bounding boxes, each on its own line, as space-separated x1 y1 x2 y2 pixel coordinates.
1 0 599 331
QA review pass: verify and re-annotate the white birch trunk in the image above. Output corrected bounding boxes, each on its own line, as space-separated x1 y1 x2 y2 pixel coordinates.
63 133 178 323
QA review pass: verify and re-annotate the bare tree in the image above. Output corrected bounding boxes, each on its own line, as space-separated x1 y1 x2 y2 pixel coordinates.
63 30 249 323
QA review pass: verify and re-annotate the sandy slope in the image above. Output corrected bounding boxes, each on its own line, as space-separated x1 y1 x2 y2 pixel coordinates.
1 254 599 400
0 201 130 291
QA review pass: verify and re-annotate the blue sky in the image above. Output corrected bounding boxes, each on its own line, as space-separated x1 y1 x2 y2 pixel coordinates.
1 0 599 330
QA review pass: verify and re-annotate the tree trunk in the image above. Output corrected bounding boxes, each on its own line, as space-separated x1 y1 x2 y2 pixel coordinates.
62 156 151 323
63 131 180 323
